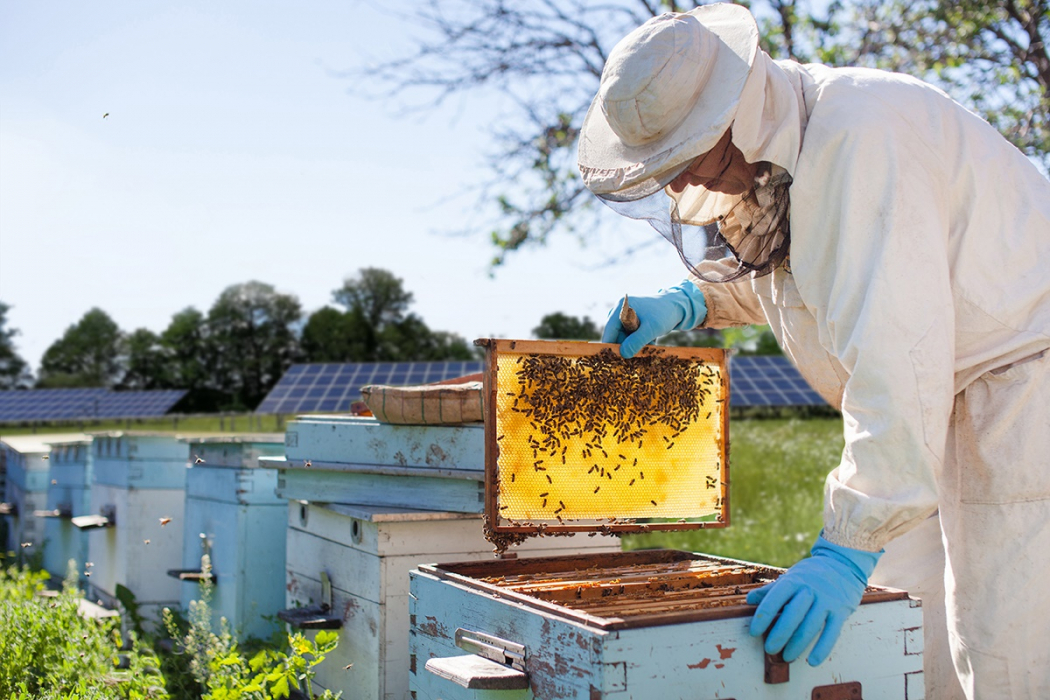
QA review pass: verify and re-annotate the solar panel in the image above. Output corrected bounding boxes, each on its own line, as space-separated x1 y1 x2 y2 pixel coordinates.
255 361 485 415
0 389 188 422
92 390 188 419
729 355 826 407
255 355 826 416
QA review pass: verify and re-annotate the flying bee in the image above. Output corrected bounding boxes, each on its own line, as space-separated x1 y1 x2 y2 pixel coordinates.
194 455 204 465
159 517 172 526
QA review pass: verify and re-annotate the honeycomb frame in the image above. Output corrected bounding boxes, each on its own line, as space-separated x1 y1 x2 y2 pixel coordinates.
476 338 730 537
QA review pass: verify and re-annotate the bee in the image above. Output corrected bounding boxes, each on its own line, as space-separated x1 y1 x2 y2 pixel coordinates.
51 479 57 485
159 517 172 526
344 663 354 670
20 542 31 548
194 456 205 465
144 539 151 545
304 460 312 468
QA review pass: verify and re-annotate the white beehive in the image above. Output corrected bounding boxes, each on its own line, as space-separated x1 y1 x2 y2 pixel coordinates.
79 432 191 628
275 415 622 700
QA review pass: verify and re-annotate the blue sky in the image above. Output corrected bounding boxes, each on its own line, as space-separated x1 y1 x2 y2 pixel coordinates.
0 0 685 370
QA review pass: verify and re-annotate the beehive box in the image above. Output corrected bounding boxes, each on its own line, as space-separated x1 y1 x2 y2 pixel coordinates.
277 415 485 513
409 340 923 698
284 501 622 700
410 551 924 699
81 432 191 627
42 437 94 585
275 411 624 700
176 434 287 641
1 433 86 554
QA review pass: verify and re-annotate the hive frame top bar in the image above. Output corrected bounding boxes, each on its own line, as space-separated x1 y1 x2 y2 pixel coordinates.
475 338 730 541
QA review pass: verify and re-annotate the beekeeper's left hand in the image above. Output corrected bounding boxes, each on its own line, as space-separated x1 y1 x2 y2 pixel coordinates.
746 534 882 666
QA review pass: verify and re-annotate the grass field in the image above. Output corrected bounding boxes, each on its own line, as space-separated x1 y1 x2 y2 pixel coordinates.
623 417 843 567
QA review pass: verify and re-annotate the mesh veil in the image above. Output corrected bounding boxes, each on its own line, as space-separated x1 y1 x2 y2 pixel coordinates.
599 167 792 283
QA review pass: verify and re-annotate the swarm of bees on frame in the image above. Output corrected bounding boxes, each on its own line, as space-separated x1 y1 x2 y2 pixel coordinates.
509 349 709 455
488 348 723 551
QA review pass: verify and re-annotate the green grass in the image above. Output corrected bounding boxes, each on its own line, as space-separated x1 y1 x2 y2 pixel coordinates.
623 417 843 567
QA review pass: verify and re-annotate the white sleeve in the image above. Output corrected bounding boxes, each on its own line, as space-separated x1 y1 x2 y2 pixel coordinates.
687 261 767 328
790 94 953 552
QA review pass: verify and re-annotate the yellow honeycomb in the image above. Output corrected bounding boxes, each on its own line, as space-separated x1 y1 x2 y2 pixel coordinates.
493 347 726 525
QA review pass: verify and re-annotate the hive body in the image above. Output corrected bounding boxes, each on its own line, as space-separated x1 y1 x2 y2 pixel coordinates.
43 439 93 585
86 433 188 628
410 552 926 699
278 415 621 700
179 435 287 641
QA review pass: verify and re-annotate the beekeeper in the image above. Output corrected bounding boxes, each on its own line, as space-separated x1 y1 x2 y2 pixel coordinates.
578 4 1050 699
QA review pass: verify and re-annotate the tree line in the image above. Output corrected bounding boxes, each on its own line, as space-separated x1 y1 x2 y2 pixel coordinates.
1 267 782 412
0 269 480 411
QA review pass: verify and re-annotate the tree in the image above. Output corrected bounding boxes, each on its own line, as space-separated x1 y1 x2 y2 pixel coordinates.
313 267 479 362
333 268 415 328
381 314 477 360
207 282 302 410
828 0 1049 170
532 312 601 340
157 306 221 410
301 306 362 362
121 328 168 390
0 302 32 389
361 0 1048 266
37 308 124 388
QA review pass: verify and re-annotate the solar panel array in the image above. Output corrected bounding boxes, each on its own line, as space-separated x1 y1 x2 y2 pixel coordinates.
0 389 188 422
256 355 825 416
255 361 484 415
729 355 826 407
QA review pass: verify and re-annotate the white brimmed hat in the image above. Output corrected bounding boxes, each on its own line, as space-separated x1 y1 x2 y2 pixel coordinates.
578 4 760 196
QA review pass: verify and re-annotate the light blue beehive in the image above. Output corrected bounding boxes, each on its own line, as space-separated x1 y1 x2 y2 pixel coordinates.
42 437 93 585
1 433 86 555
275 415 622 700
277 415 486 511
176 434 287 641
82 432 193 626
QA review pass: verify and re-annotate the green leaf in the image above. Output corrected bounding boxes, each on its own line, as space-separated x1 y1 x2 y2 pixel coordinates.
249 651 267 672
271 675 291 699
314 630 338 647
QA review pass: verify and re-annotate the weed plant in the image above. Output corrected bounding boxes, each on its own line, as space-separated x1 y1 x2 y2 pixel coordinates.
0 562 168 699
624 417 842 567
162 555 342 699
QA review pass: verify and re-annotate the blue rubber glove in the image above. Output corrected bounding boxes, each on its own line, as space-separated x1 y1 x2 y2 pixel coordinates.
602 280 707 359
746 534 882 666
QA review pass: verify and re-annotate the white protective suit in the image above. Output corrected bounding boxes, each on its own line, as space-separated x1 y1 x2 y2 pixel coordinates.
690 52 1050 698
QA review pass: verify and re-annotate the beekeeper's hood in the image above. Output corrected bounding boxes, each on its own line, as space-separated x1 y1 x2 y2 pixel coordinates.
577 3 802 281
